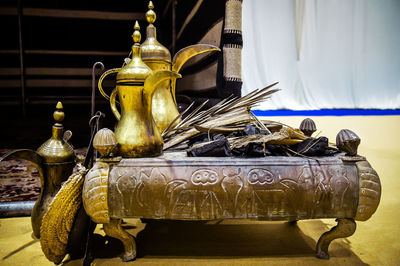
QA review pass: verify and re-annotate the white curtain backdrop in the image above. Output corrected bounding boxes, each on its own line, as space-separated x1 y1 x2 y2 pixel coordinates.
242 0 400 110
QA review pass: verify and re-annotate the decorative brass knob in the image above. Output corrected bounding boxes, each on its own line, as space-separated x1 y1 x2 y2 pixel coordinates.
336 129 360 156
299 118 316 137
93 128 118 157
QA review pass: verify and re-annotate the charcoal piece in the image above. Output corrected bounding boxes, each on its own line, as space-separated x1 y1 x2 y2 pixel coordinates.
229 125 266 139
260 129 270 135
245 143 267 157
231 146 247 156
189 133 212 146
265 144 288 156
228 131 243 138
243 125 260 136
231 143 288 157
188 138 232 157
189 133 225 146
212 134 226 141
232 143 266 157
292 137 329 156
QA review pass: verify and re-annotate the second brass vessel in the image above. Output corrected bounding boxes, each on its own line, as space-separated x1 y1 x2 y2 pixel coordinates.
98 21 181 158
140 1 220 133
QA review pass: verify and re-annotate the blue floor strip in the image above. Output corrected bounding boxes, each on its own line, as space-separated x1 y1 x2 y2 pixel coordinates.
252 109 400 116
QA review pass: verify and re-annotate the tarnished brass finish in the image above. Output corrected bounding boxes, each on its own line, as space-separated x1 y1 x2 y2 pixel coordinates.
81 152 381 260
98 21 181 157
141 1 220 132
82 161 110 224
336 129 361 156
0 102 76 238
355 160 381 221
299 118 316 137
40 165 87 264
93 128 118 157
103 219 136 262
109 70 181 157
103 154 359 220
316 218 356 259
37 102 75 164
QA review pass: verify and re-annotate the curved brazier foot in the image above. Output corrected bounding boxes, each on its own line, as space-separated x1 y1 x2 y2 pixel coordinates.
103 219 137 261
316 218 356 259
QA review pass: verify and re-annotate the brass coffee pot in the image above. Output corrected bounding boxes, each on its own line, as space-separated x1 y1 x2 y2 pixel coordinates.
141 1 221 133
98 21 181 157
0 102 75 238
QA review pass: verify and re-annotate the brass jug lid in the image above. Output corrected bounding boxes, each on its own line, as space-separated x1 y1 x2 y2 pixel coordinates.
37 102 75 164
141 1 171 63
117 21 152 82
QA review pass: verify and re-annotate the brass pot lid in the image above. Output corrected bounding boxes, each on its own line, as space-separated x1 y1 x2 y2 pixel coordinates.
141 1 171 63
117 21 152 83
37 102 75 164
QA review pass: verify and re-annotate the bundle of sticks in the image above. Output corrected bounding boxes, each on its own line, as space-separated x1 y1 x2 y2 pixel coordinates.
162 82 337 157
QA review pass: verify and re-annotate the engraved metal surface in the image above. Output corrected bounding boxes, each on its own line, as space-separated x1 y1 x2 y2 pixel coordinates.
107 153 359 220
82 162 110 223
355 160 381 221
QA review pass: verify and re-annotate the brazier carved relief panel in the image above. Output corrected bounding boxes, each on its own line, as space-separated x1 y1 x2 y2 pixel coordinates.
108 155 358 220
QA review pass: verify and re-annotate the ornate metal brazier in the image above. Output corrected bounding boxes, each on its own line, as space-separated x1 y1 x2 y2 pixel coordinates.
82 152 381 260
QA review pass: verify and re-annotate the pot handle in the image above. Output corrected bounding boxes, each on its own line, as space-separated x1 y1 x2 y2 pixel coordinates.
98 68 121 100
109 88 121 121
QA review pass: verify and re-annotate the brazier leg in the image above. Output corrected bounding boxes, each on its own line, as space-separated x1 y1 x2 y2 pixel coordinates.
316 218 356 259
103 219 136 261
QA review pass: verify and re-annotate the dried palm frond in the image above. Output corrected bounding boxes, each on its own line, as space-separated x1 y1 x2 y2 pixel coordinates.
163 82 280 150
228 127 305 149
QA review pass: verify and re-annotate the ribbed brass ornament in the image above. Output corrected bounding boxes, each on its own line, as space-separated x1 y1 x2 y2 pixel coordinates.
141 1 221 133
299 118 317 137
98 21 181 158
336 129 361 156
93 128 118 157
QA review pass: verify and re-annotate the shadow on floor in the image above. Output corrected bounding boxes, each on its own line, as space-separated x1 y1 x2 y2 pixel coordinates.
64 219 367 265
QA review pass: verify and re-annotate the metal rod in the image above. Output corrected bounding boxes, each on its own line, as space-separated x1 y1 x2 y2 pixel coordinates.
162 0 173 19
0 201 34 217
172 0 177 55
17 0 26 117
91 61 105 118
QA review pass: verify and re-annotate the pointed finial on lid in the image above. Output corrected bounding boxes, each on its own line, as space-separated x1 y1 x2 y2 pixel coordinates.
53 101 65 124
146 1 156 24
132 20 141 44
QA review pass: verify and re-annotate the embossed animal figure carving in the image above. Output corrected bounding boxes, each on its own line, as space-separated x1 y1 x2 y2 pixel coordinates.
328 166 350 209
297 166 316 216
137 168 168 217
166 168 223 219
246 168 297 217
221 168 244 217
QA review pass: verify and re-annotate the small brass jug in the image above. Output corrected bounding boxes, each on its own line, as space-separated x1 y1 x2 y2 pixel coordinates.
0 102 75 238
141 1 220 133
98 21 181 158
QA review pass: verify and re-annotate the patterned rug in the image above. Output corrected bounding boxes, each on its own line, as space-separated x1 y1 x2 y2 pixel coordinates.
0 148 87 203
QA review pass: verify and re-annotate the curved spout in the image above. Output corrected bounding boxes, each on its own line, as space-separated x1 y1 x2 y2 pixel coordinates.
1 149 45 238
144 70 182 111
0 149 45 178
172 44 221 73
171 44 220 105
